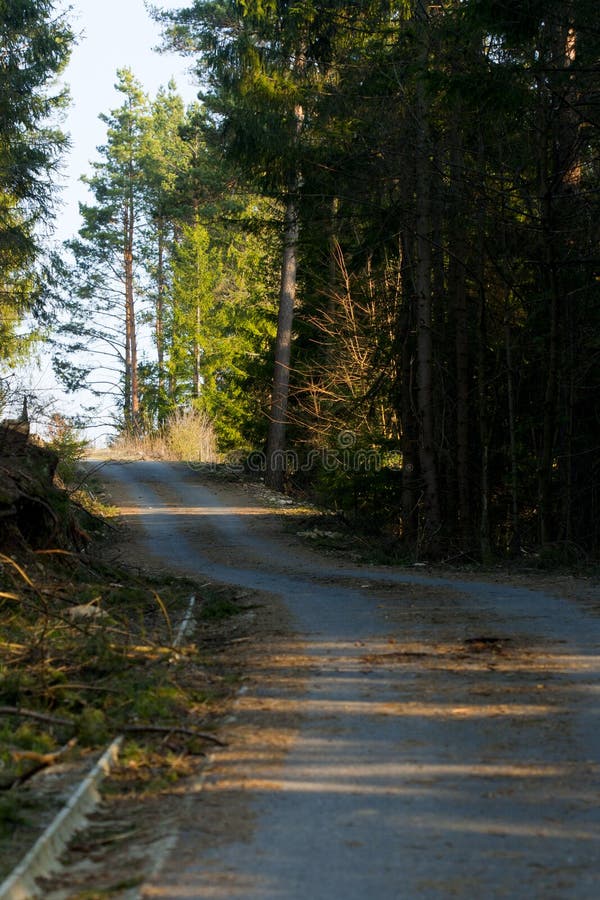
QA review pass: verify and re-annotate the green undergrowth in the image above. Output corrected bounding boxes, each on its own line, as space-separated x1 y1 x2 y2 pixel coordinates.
0 549 248 803
0 439 253 879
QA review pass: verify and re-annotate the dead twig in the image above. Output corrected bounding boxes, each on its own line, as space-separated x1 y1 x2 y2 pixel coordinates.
68 460 110 494
122 724 226 747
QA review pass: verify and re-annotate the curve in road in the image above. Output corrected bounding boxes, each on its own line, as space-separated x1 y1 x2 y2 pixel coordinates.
100 461 599 900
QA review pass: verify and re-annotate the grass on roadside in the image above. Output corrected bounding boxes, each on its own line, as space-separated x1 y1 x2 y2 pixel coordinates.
0 548 247 839
0 546 250 882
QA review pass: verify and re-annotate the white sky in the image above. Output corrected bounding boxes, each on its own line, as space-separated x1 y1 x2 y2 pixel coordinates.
56 0 200 241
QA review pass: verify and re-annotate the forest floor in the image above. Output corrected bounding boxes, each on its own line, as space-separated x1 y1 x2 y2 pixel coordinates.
4 459 599 898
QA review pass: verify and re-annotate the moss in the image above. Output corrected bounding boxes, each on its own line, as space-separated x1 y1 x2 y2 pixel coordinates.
199 596 241 621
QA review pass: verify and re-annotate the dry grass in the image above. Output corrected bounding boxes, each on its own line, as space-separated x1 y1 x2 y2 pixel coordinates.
110 409 218 463
0 549 242 781
0 543 250 884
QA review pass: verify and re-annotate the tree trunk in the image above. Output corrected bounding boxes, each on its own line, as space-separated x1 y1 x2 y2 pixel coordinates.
193 297 201 400
536 19 579 547
156 219 166 416
537 241 559 547
504 317 520 553
124 198 138 429
561 296 575 545
265 190 299 490
477 284 491 562
265 79 305 491
449 130 470 550
414 75 441 550
473 128 492 562
398 233 419 544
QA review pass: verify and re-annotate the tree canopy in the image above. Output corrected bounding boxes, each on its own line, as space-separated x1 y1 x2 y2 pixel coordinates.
153 0 600 557
0 0 73 361
4 0 600 561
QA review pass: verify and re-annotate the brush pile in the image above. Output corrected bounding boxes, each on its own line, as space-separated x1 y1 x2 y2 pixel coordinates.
0 416 90 553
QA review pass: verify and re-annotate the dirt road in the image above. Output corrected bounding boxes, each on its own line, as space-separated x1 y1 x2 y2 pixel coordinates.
99 460 599 899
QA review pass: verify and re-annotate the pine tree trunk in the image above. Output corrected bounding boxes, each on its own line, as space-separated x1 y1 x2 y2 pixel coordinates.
537 245 559 547
536 20 579 547
477 283 492 562
193 299 201 400
562 298 575 544
156 221 166 415
124 199 138 429
193 232 202 400
473 130 492 562
265 191 299 490
414 76 441 550
399 233 419 544
265 80 305 491
449 131 470 549
504 318 520 553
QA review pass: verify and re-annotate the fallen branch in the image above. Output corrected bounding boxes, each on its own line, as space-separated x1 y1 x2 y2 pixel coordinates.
122 724 226 747
44 682 120 695
68 460 111 494
34 548 77 557
11 737 78 767
0 706 74 728
0 553 37 589
6 738 78 789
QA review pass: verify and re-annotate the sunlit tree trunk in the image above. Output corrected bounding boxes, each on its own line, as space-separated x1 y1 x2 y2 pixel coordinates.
265 187 299 490
265 60 304 490
193 297 201 400
124 196 139 428
156 220 166 407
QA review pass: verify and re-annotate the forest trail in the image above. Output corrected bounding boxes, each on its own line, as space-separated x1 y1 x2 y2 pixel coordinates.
98 460 600 899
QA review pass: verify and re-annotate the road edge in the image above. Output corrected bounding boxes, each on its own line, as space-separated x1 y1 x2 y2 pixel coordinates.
0 737 123 900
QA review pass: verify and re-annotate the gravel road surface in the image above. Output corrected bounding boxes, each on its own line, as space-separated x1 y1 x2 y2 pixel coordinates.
99 460 600 900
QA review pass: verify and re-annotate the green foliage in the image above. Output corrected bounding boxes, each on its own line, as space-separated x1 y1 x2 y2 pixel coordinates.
132 685 183 721
0 554 233 750
0 0 73 362
56 69 151 426
0 794 30 837
46 414 89 486
53 0 600 558
169 221 220 391
166 212 277 448
199 595 241 620
76 707 109 745
58 71 277 448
